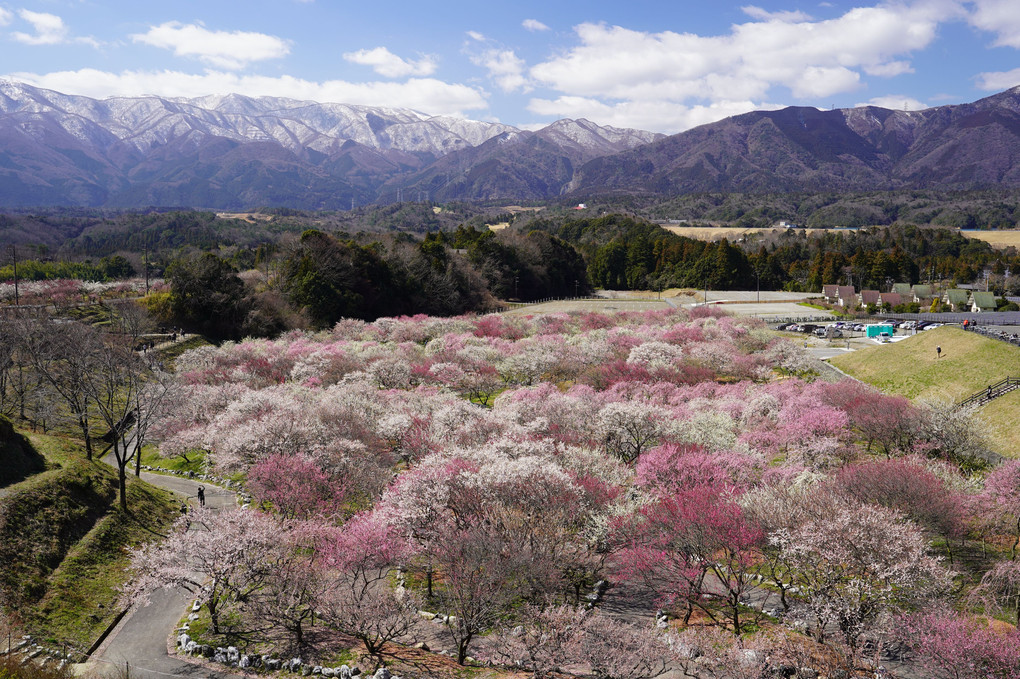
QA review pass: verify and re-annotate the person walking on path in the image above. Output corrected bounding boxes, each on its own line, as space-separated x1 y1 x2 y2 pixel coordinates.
197 485 205 507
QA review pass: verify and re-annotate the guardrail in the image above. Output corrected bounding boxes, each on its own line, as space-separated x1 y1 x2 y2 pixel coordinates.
959 377 1020 409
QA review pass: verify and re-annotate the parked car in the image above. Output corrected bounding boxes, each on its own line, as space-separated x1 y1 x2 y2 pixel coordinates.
879 331 892 342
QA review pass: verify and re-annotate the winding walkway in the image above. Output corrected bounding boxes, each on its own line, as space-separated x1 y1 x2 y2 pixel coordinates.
83 462 238 679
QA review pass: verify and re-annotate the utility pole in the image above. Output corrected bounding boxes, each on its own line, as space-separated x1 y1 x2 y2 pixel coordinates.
9 245 18 306
143 240 150 295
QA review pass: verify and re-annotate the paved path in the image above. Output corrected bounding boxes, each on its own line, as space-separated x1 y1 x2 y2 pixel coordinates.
84 460 238 679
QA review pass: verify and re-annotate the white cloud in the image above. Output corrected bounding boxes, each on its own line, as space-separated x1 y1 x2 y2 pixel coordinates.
526 2 956 131
741 6 812 22
470 48 529 93
131 22 290 70
856 95 928 110
522 18 549 32
968 0 1020 49
13 10 68 45
527 95 769 134
466 30 485 42
976 67 1020 91
9 9 99 47
7 68 489 117
864 60 914 77
343 47 437 78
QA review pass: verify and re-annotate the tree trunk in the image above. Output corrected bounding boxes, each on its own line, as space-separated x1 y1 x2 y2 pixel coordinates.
1012 518 1020 561
456 632 472 665
731 594 741 635
118 463 128 512
114 439 128 511
79 416 93 461
208 600 220 635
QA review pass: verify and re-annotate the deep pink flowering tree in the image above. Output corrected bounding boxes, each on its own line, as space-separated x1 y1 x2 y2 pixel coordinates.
821 380 918 456
828 456 967 545
984 459 1020 559
247 453 348 520
635 443 763 495
897 608 1020 679
615 481 765 633
318 511 421 661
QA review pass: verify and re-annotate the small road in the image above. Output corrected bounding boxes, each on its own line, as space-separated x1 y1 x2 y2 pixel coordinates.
85 457 238 679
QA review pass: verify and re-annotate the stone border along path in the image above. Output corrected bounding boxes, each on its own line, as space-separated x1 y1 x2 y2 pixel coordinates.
82 456 242 679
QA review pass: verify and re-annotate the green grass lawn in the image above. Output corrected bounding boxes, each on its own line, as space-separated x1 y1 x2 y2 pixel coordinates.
140 444 208 474
977 388 1020 459
0 429 178 650
32 475 178 648
830 326 1020 458
830 326 1020 401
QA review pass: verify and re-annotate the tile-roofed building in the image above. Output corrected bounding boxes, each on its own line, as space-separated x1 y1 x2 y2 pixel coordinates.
911 284 933 301
860 290 881 306
836 285 857 307
892 283 912 295
880 292 903 307
971 291 999 312
822 284 839 302
944 289 970 311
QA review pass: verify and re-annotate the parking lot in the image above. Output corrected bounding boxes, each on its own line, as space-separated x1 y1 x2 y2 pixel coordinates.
774 319 951 359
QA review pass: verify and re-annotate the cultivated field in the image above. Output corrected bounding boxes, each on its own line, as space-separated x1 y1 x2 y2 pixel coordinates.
215 212 275 223
506 290 826 318
960 229 1020 248
661 226 830 240
505 298 674 314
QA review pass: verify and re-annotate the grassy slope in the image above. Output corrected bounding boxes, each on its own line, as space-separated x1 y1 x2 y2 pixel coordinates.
0 431 178 648
976 389 1020 459
830 326 1020 401
0 416 47 487
830 326 1020 458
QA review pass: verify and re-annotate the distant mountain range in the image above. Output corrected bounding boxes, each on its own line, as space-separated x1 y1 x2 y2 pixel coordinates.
1 79 1020 209
568 87 1020 195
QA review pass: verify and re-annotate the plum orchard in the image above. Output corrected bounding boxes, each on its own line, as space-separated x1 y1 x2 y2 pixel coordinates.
133 308 1020 675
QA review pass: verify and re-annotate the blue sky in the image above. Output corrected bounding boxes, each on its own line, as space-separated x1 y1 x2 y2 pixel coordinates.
1 0 1019 133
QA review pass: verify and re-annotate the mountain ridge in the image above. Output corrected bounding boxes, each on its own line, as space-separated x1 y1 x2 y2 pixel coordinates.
567 87 1020 195
3 80 1020 208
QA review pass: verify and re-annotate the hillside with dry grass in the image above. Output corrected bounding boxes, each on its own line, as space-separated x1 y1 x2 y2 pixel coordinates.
830 325 1020 457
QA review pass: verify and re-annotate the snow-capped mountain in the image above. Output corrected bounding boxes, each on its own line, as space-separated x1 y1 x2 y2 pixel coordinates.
0 80 662 208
